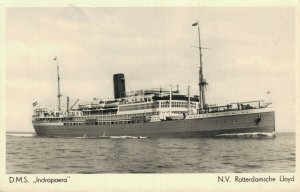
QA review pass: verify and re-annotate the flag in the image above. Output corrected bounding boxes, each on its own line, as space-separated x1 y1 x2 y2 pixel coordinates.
192 22 198 26
32 101 38 107
54 57 57 60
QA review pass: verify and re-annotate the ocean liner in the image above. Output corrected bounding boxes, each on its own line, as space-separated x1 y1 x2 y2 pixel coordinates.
32 23 275 138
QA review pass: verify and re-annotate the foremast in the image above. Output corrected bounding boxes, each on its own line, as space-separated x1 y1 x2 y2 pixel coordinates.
192 22 208 112
54 57 62 111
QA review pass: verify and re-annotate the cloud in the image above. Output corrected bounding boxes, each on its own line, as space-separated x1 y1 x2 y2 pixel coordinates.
55 6 90 23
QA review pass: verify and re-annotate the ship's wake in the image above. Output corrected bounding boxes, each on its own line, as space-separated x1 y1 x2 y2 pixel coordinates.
215 132 276 139
110 136 148 139
6 133 37 138
75 135 149 139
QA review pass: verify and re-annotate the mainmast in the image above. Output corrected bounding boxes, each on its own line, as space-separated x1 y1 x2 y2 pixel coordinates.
192 22 207 112
54 57 62 111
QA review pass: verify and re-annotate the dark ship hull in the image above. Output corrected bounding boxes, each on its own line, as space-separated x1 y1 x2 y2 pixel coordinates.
33 111 275 138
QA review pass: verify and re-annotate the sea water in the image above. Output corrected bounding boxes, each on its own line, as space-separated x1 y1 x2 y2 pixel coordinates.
6 132 295 173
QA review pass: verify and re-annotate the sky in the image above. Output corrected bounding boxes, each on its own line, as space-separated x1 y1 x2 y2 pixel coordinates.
5 7 296 132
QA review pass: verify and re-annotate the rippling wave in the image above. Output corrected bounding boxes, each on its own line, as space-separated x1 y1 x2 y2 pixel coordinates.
6 132 295 173
215 132 276 139
6 133 37 138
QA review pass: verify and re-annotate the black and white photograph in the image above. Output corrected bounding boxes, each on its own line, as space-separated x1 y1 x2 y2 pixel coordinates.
1 2 299 192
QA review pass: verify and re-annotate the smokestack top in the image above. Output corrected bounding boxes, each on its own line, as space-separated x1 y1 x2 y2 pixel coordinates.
113 73 124 77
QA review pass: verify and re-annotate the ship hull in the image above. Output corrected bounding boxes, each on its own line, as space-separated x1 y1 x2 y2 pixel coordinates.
33 111 275 138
